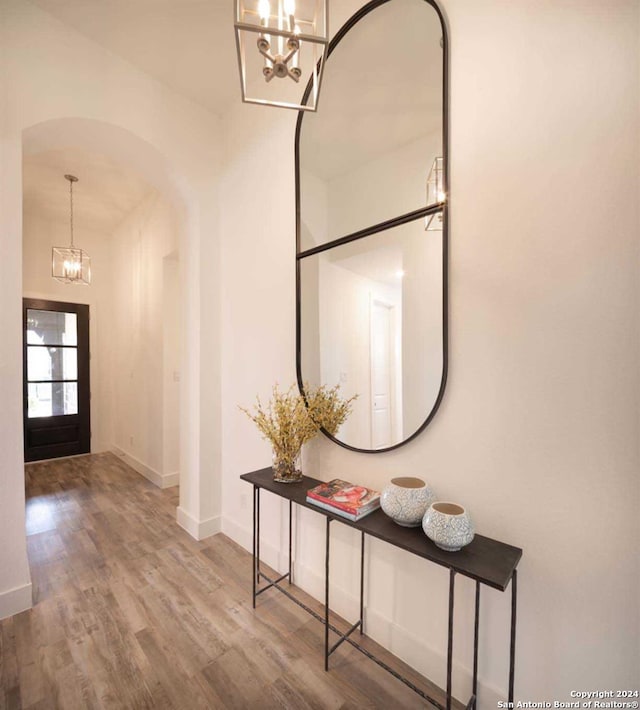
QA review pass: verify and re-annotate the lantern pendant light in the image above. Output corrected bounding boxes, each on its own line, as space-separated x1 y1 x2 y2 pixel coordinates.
234 0 329 111
425 157 445 231
51 174 91 285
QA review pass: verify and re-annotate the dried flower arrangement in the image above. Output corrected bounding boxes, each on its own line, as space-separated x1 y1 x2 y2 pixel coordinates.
241 383 357 482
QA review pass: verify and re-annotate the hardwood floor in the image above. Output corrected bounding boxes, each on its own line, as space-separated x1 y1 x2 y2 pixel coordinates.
1 453 451 709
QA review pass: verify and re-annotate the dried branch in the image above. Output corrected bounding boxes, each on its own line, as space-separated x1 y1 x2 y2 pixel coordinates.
240 383 357 461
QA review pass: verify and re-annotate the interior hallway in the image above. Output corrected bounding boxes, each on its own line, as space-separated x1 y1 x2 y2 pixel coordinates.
0 453 449 709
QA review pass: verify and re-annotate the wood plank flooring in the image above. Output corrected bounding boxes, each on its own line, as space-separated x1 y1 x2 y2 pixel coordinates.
0 453 453 709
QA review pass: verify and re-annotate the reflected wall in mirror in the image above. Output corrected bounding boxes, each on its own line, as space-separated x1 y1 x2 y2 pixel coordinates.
296 0 448 453
300 220 443 450
298 0 444 251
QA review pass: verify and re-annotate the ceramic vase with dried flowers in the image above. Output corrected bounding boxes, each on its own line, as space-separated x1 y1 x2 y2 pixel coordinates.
241 383 356 483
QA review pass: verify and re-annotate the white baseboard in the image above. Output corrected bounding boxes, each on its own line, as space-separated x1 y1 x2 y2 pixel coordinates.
222 515 253 554
112 447 179 489
161 470 180 488
220 515 503 707
0 582 32 621
176 506 221 541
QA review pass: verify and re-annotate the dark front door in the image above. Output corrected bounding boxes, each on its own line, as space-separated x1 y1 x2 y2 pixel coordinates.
23 299 91 462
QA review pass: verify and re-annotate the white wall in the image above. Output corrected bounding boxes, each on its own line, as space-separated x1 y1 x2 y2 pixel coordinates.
22 212 115 454
219 0 640 702
110 192 180 486
219 105 299 547
0 0 223 618
162 252 181 479
0 3 32 615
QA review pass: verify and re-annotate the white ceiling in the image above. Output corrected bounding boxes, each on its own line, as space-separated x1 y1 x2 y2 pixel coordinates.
30 0 239 115
23 149 155 234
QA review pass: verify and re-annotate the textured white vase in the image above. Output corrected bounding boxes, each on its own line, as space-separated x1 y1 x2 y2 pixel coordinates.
422 502 475 552
380 477 435 527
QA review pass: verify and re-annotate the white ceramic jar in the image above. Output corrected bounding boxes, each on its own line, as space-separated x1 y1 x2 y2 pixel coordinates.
422 502 475 552
380 477 435 527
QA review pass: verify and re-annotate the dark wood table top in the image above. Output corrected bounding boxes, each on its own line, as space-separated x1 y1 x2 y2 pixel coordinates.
241 468 522 591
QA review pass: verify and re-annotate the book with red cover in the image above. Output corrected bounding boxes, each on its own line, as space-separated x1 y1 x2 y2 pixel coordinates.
305 496 379 521
306 479 380 519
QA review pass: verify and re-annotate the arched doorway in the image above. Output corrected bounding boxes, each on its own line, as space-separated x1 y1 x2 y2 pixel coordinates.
21 117 204 518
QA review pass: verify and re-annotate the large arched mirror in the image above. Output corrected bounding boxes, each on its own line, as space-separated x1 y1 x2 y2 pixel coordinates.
296 0 448 453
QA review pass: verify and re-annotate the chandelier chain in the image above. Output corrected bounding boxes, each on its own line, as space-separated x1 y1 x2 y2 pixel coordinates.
64 173 78 247
69 178 74 247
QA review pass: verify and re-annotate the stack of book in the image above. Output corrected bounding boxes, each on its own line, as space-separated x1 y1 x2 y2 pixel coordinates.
306 479 381 522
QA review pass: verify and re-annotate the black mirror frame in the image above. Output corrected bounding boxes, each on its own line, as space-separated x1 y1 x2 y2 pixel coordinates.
295 0 449 454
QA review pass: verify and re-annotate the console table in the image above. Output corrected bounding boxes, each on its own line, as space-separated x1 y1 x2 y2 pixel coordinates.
241 468 522 710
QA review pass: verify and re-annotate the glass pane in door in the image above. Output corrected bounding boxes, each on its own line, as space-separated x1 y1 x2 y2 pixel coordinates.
26 309 77 346
27 382 78 418
27 382 52 418
27 346 78 381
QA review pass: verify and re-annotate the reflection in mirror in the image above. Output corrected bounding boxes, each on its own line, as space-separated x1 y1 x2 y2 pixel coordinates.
298 0 443 252
297 0 448 453
299 218 443 450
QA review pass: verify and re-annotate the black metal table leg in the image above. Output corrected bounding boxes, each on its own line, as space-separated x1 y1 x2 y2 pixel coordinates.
447 569 456 710
324 517 331 671
256 486 261 583
289 499 293 584
509 569 517 703
252 485 257 608
473 581 480 707
359 531 365 635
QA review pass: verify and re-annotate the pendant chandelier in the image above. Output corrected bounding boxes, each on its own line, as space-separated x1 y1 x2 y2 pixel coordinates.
234 0 329 111
425 157 445 231
51 174 91 285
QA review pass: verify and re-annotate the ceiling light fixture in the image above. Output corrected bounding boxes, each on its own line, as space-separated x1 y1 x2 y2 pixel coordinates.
234 0 328 111
51 174 91 285
425 156 445 231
